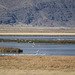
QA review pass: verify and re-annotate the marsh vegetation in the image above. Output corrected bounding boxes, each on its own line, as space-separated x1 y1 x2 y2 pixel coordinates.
0 47 23 53
0 39 75 44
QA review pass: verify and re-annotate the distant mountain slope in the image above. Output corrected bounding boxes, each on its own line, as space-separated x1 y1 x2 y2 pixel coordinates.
0 0 75 27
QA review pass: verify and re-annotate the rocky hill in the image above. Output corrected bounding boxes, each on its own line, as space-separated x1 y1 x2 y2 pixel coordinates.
0 0 75 27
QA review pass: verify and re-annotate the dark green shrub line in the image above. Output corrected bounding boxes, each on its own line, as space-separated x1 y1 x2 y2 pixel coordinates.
0 39 75 44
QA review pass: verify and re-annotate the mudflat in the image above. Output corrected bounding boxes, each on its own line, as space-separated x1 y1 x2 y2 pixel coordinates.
0 55 75 75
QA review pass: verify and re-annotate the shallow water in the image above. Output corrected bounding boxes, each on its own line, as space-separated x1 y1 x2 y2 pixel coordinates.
0 35 75 40
0 42 75 56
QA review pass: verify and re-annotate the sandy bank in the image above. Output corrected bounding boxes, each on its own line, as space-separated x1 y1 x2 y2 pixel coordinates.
0 33 75 36
0 55 75 75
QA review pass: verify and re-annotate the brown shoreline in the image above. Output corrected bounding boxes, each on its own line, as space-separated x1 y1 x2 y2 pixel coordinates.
0 55 75 75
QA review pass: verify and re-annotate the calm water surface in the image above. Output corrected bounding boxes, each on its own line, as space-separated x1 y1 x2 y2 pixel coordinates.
0 42 75 56
0 35 75 40
0 36 75 56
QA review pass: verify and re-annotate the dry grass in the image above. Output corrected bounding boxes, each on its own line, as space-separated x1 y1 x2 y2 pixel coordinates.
0 27 75 33
0 27 75 35
0 55 75 70
0 55 75 75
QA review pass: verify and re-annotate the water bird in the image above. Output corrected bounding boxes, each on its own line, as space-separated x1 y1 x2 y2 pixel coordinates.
32 45 34 47
29 41 32 43
36 50 40 55
32 42 35 45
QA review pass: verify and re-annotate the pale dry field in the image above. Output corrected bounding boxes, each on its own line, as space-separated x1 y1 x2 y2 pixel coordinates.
0 33 75 36
0 26 75 35
0 26 75 33
0 55 75 75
